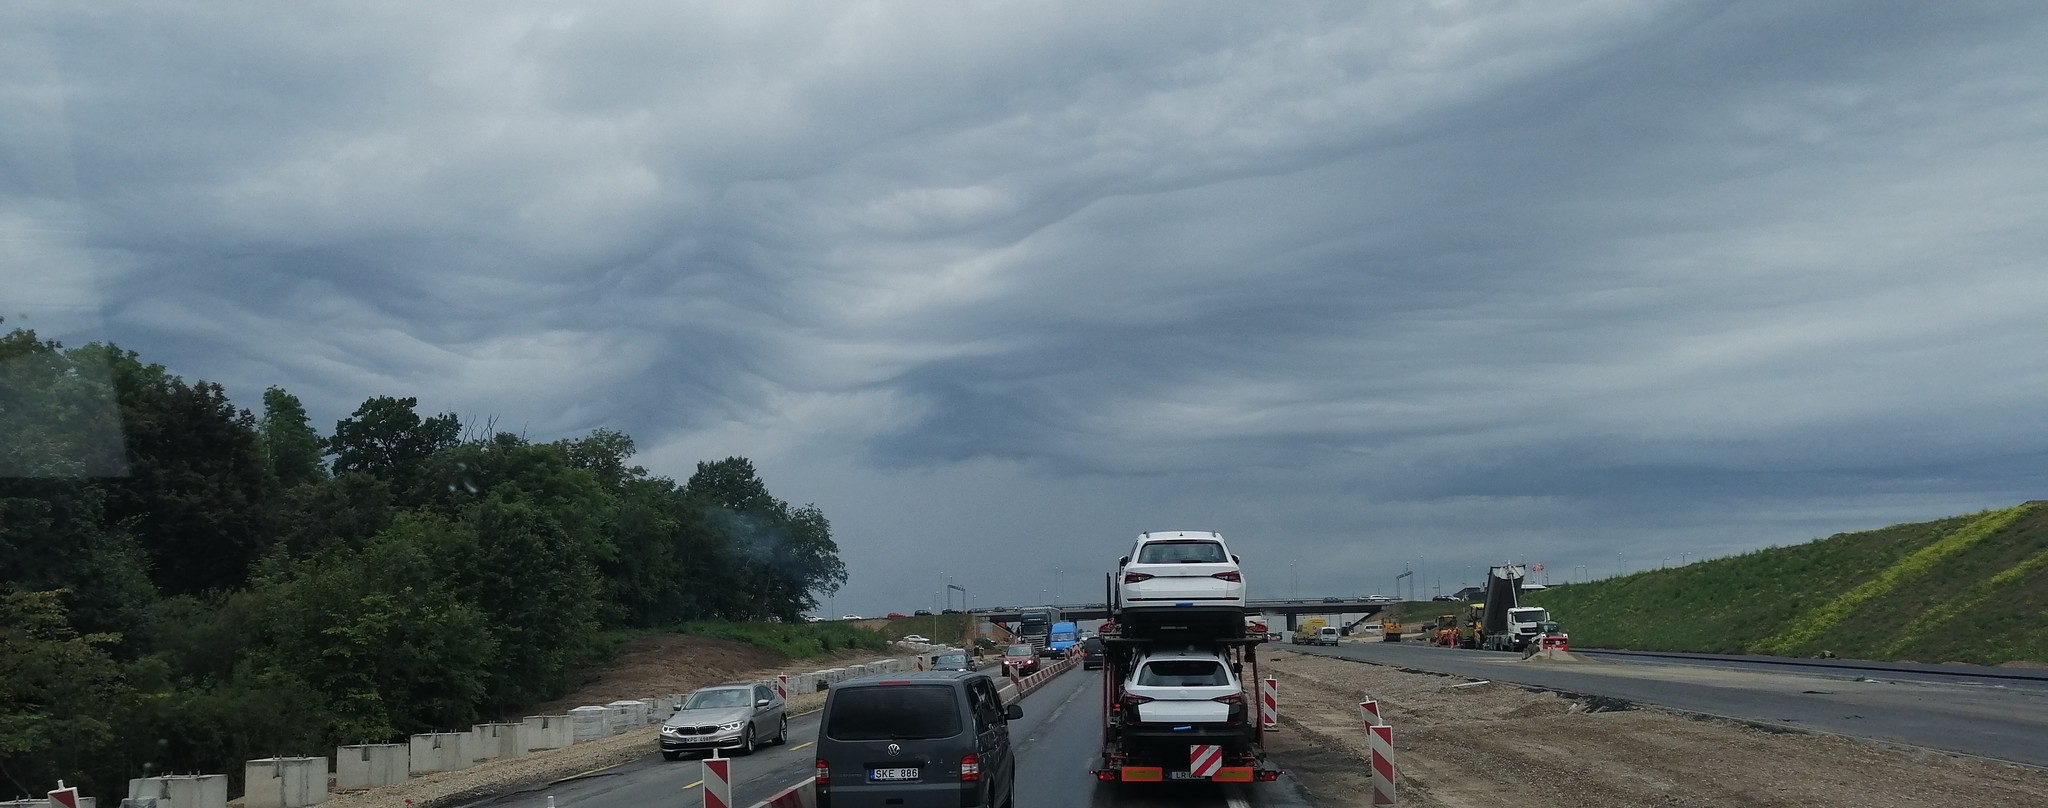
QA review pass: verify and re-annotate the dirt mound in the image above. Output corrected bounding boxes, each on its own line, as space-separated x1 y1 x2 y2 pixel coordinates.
516 633 786 717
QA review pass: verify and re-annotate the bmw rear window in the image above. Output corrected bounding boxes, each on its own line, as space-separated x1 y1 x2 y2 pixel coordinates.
826 685 963 740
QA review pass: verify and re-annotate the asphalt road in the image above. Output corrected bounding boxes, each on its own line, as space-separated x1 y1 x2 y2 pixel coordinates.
1294 641 2048 768
476 665 1320 807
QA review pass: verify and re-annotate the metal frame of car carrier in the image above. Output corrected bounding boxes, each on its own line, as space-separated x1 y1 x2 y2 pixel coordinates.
1091 572 1283 784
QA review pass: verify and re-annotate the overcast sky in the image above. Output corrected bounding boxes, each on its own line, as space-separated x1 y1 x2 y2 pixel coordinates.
7 1 2046 614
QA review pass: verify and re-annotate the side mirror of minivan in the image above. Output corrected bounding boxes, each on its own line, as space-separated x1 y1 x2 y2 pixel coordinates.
1005 704 1024 721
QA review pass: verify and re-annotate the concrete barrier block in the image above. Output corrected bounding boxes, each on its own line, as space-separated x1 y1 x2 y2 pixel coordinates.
336 744 407 790
129 774 227 808
473 723 527 761
1 799 98 808
568 706 609 742
524 715 573 751
638 698 663 723
409 732 473 774
243 757 326 808
601 702 638 735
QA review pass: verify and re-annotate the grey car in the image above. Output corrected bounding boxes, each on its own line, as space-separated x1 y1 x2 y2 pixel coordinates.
929 651 972 671
815 670 1020 808
660 682 787 760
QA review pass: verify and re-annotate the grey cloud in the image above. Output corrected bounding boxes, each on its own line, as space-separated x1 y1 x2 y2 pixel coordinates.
6 2 2046 613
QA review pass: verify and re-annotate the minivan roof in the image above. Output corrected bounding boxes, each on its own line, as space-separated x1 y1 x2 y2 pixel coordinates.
835 669 984 687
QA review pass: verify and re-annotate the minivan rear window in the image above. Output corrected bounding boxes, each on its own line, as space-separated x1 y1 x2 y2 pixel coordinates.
826 685 962 741
1136 540 1227 564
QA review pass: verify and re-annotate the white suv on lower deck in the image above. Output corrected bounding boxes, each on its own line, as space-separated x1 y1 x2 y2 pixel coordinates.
1117 649 1252 746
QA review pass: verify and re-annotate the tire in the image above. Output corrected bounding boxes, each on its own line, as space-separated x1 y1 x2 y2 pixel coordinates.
661 751 683 761
741 724 757 755
773 714 788 745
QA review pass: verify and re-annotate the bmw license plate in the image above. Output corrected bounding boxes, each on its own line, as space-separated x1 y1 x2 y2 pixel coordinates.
869 767 919 781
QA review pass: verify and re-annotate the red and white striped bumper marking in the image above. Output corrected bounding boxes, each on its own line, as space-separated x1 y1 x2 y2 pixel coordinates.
1190 744 1223 779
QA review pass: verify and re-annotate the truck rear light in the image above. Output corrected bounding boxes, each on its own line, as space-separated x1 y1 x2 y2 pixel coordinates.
960 753 981 782
1211 571 1242 582
1123 572 1154 583
815 758 829 785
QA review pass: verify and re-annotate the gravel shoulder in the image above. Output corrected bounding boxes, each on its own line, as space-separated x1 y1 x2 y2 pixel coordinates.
1261 649 2048 808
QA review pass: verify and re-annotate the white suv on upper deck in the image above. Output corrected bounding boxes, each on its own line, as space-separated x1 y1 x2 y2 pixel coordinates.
1114 531 1245 630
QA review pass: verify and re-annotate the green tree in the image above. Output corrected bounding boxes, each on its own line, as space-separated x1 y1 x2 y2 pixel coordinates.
258 387 326 488
0 589 136 799
249 518 497 741
64 343 273 597
327 396 460 502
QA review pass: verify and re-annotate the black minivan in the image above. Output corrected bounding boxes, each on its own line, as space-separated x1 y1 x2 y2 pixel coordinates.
815 670 1021 808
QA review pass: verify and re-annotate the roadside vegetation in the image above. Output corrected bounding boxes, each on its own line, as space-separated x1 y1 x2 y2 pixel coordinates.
0 327 849 798
679 620 890 658
1525 503 2047 664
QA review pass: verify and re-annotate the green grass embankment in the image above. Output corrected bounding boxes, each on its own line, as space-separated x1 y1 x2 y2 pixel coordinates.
678 620 891 659
1524 503 2047 665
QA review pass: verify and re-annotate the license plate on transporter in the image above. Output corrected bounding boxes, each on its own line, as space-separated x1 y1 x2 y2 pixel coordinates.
1168 771 1206 780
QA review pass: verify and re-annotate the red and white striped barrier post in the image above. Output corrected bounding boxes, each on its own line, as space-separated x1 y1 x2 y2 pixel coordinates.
704 755 732 808
775 675 788 699
1190 744 1223 779
1367 724 1395 805
1359 700 1395 805
1261 677 1279 729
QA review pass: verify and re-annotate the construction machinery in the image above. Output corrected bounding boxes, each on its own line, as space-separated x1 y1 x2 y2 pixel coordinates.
1380 617 1403 642
1430 614 1461 646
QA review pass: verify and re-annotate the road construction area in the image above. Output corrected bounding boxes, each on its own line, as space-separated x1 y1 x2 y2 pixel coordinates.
467 663 1319 808
1263 647 2048 808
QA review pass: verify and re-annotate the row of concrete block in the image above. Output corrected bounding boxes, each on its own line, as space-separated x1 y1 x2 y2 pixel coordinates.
52 656 930 808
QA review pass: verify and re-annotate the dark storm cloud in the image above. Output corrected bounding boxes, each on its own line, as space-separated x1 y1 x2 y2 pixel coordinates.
6 1 2046 610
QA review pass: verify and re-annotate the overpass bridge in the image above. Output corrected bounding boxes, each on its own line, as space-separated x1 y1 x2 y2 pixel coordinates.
978 597 1388 631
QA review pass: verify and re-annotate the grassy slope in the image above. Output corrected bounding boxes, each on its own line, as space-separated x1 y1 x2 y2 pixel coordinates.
1523 503 2047 664
676 620 890 658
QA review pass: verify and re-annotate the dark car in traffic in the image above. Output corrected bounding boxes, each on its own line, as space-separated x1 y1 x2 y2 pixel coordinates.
1079 636 1105 670
814 670 1020 808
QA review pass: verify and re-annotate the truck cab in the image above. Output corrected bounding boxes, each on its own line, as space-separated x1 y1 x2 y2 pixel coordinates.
1503 607 1550 651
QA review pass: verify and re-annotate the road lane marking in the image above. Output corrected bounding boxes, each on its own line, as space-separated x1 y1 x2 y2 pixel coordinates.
562 762 624 780
683 780 702 790
789 741 814 751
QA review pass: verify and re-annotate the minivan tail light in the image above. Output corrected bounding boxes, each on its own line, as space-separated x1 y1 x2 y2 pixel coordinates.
1211 571 1242 582
815 758 829 785
961 753 981 782
1123 572 1154 583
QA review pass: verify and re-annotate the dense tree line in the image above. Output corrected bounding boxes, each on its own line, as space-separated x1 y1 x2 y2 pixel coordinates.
0 326 846 798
